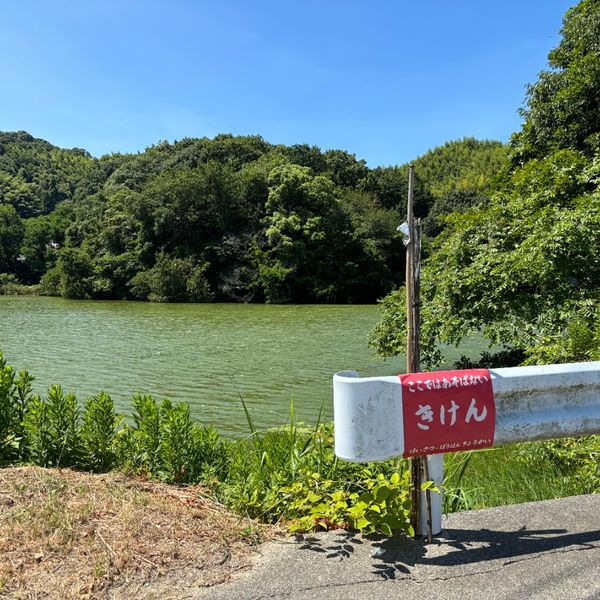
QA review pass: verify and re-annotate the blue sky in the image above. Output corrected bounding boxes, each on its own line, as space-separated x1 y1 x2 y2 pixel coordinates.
0 0 575 166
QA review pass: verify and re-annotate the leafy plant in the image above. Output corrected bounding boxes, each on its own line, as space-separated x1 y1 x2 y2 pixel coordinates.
520 436 600 494
157 400 196 482
223 398 415 537
191 424 231 481
80 391 121 472
120 393 162 474
0 352 35 462
23 385 81 467
116 394 231 484
282 468 415 537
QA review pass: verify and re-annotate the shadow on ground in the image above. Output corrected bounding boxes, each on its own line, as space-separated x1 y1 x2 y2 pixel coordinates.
297 526 600 580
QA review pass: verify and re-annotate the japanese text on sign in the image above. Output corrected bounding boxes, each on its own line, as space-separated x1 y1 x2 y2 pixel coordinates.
400 369 495 457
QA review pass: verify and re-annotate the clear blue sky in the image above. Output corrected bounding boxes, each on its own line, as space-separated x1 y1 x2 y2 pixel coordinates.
0 0 575 166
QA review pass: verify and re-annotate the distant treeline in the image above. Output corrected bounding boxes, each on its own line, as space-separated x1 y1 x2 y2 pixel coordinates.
0 131 506 303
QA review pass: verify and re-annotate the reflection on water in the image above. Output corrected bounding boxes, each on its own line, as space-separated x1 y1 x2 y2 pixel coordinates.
0 296 484 437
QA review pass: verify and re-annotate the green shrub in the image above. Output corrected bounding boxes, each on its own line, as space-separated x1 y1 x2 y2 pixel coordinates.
22 395 51 466
521 436 600 494
23 385 81 467
118 393 162 474
56 248 95 299
117 394 230 484
222 416 414 537
80 391 121 472
157 400 196 482
129 253 214 302
0 273 19 294
38 266 62 296
0 352 34 462
281 468 414 536
191 424 231 481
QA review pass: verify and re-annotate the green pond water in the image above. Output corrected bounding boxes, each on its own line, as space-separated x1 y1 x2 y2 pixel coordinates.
0 296 485 437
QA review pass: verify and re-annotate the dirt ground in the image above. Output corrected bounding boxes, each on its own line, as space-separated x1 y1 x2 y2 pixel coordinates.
0 466 273 599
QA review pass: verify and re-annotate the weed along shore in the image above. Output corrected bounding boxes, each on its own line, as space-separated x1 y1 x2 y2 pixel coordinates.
1 351 599 597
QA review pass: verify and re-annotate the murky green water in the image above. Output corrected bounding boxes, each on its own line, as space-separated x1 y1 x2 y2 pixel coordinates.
0 296 484 436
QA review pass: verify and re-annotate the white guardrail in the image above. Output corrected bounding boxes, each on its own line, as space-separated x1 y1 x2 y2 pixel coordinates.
333 361 600 536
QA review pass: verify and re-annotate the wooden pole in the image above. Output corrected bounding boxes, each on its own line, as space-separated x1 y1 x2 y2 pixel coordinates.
405 166 431 538
405 165 416 373
406 165 421 533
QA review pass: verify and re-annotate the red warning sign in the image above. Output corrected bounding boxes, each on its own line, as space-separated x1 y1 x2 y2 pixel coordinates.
400 369 495 457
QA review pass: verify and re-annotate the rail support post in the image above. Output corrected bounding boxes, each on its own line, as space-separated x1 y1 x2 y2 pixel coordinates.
418 454 444 536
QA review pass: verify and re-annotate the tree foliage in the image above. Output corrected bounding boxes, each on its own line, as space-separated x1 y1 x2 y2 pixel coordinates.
0 127 505 303
410 138 509 236
511 0 600 163
0 204 24 273
0 131 102 218
371 0 600 366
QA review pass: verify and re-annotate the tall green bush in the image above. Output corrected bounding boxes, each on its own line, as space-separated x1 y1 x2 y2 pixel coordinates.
117 393 230 484
23 384 81 467
81 391 121 472
0 352 34 462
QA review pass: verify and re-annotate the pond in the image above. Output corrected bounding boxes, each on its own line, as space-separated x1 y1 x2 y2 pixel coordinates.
0 296 485 436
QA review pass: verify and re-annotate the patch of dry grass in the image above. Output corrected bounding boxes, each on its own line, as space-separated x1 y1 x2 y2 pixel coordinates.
0 466 272 599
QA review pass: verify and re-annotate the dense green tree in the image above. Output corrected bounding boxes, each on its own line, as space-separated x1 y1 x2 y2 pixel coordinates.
409 138 508 236
372 150 600 366
411 138 508 198
134 161 247 254
18 203 75 283
359 166 432 216
0 131 102 218
19 217 54 282
129 252 213 302
55 247 95 299
280 145 369 187
371 0 600 366
339 188 403 294
257 164 367 303
322 149 368 188
511 0 600 163
423 189 489 237
0 204 24 273
281 144 327 173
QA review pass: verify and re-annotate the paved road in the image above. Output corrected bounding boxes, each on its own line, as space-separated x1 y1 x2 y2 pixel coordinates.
197 494 600 600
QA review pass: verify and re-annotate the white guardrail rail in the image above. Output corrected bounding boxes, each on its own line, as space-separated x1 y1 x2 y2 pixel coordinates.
333 361 600 535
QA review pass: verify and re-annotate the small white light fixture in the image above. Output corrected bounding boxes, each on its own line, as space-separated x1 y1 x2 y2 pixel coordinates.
397 222 410 246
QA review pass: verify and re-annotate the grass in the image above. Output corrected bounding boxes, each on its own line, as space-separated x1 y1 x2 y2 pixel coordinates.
0 466 272 599
443 442 596 513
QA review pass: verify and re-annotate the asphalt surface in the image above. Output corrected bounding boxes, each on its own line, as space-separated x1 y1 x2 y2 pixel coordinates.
196 494 600 600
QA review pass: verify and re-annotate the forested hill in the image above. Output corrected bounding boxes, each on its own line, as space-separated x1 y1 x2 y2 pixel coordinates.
0 133 507 303
0 131 103 218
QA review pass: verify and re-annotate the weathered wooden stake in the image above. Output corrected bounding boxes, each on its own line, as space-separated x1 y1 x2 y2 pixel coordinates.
405 165 430 538
405 165 419 375
406 165 419 532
